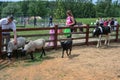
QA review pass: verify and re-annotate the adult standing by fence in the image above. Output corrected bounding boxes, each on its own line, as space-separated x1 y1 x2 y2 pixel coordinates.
34 16 37 27
64 10 76 38
48 15 53 27
0 15 17 51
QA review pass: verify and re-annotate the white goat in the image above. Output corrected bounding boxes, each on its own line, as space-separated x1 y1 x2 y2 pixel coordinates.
7 37 26 59
23 39 46 60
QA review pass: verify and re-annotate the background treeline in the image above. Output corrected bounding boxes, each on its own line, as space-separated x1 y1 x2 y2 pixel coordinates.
0 0 120 19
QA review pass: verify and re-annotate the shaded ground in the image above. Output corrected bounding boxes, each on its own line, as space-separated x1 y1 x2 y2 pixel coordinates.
0 43 120 80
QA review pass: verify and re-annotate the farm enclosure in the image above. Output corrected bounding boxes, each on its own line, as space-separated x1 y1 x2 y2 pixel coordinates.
0 24 119 56
0 24 120 80
0 43 120 80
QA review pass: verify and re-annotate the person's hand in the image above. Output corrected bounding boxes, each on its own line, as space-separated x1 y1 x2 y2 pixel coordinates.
65 25 70 27
14 39 17 45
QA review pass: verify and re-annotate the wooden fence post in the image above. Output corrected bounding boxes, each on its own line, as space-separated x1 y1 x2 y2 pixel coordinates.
85 24 89 45
54 25 58 50
0 27 2 55
115 24 119 42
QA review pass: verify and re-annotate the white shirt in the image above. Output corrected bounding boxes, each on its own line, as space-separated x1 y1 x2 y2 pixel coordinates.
0 18 16 31
114 20 118 26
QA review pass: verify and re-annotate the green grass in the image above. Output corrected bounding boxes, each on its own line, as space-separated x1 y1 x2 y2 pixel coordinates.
16 17 120 28
76 18 97 24
76 18 120 26
17 30 49 35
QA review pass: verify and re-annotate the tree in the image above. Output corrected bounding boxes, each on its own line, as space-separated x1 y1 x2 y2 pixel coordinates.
54 0 65 19
0 0 120 19
112 0 120 17
20 0 30 17
82 1 96 18
1 2 21 17
28 0 47 17
95 0 120 17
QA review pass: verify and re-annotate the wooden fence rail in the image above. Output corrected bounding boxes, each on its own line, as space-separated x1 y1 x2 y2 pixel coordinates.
0 24 119 56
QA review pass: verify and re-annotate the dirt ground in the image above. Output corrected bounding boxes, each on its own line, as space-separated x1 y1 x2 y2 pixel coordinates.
0 43 120 80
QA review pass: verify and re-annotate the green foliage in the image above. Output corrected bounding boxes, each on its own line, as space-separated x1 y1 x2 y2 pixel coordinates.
1 3 21 17
54 0 65 19
20 0 30 16
28 1 47 17
95 0 120 17
0 0 120 18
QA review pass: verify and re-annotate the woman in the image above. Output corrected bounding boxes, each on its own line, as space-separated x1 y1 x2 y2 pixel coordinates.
64 10 76 38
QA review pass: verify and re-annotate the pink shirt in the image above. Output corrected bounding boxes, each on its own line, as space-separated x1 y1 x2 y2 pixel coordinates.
66 16 73 26
103 21 108 27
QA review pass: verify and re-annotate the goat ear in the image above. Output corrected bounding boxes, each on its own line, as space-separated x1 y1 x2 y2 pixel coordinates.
25 40 31 44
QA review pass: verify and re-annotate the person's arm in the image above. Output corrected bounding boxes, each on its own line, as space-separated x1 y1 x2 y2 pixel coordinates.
12 22 17 45
69 17 75 26
13 30 17 45
0 20 2 27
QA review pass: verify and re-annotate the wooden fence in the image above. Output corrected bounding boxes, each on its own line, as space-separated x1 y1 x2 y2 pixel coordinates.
0 24 119 56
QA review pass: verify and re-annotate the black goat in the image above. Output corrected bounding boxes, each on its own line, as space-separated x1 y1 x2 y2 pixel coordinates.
60 39 73 58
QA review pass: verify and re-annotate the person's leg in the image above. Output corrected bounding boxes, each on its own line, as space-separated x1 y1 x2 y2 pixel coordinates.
48 35 52 46
6 34 10 51
2 35 5 51
48 35 54 46
66 26 73 38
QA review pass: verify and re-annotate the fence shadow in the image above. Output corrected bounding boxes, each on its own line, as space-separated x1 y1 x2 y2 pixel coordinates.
0 59 11 70
98 45 120 49
107 45 120 48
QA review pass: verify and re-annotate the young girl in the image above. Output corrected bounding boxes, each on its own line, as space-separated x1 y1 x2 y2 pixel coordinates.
64 10 76 38
47 25 55 46
66 10 76 32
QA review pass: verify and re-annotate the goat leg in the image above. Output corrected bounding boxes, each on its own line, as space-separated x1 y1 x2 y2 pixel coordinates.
104 35 108 46
29 52 34 60
61 49 64 58
42 47 46 56
97 35 101 48
40 47 46 58
66 50 69 56
69 48 72 56
107 34 110 46
104 39 107 46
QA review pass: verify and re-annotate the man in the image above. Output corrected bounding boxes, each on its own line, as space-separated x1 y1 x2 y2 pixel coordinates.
0 15 17 51
34 16 37 27
48 16 53 27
